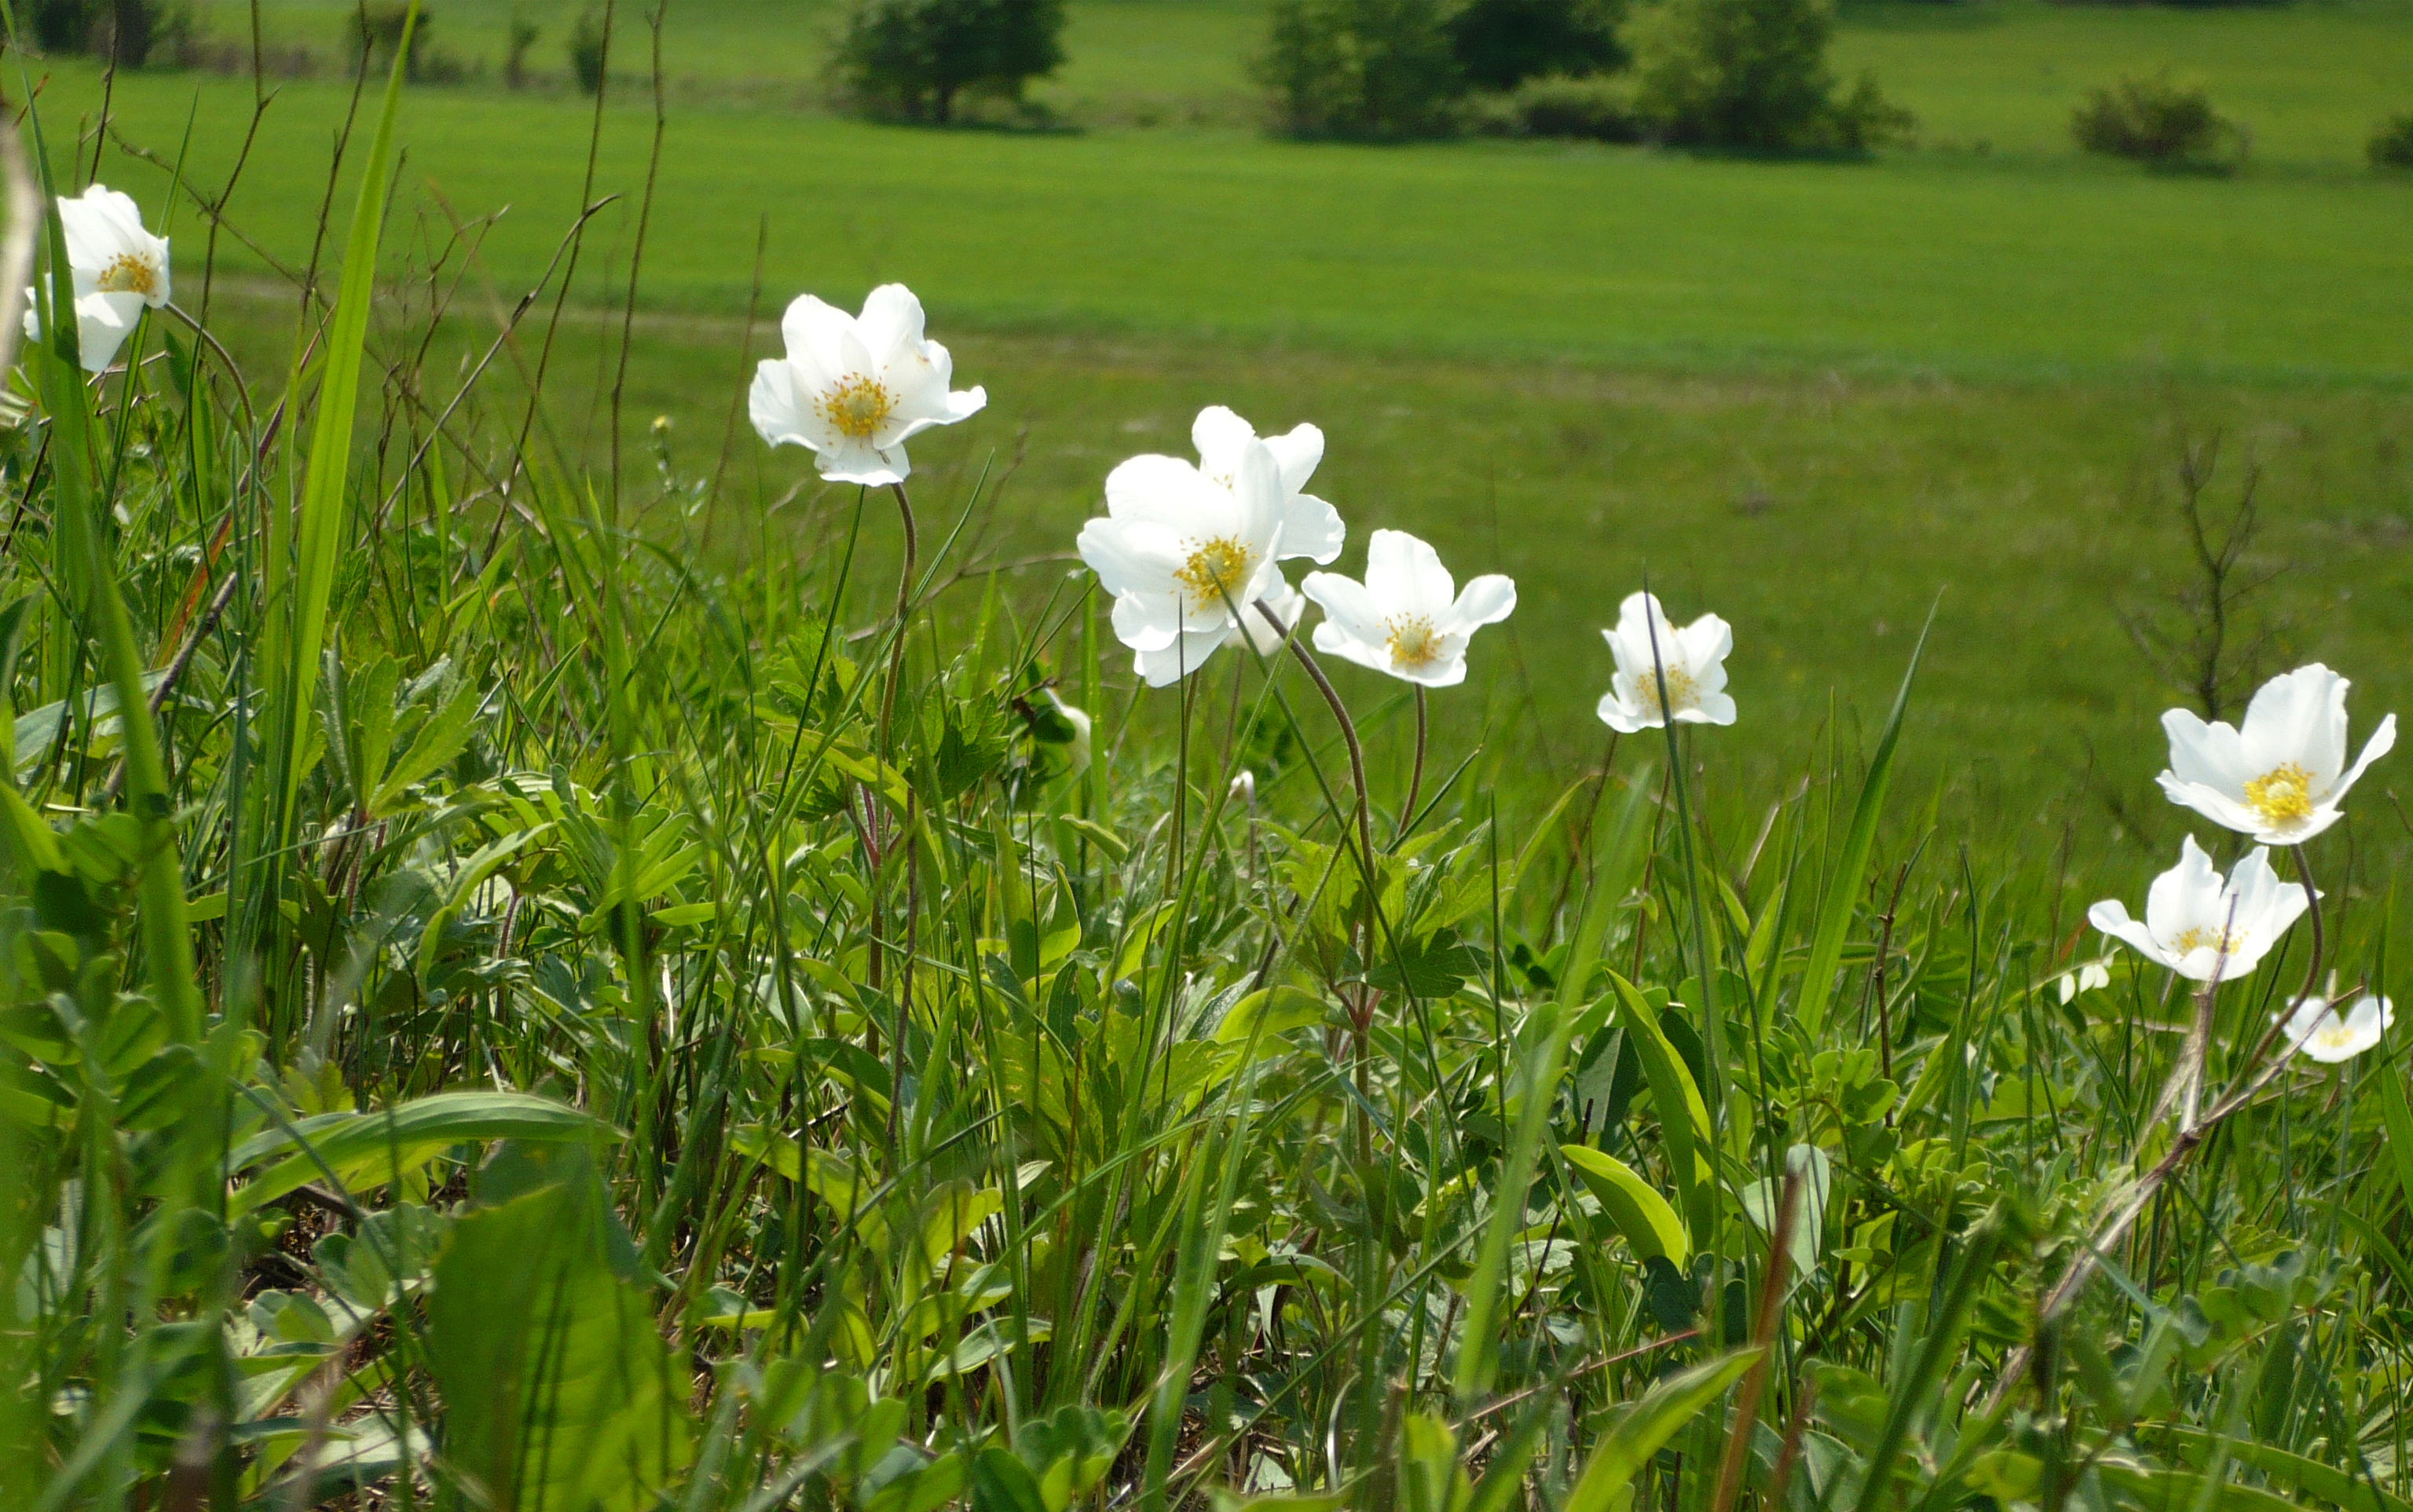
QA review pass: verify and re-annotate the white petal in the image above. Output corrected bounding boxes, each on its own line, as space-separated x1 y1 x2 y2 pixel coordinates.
2088 899 2173 972
1311 619 1393 675
749 359 821 451
1598 688 1653 734
1276 490 1346 565
2161 708 2253 796
1105 454 1230 532
1078 518 1185 602
1228 440 1287 551
1364 529 1453 617
2327 712 2397 807
1447 573 1517 633
855 283 927 359
1190 405 1258 470
1133 625 1233 686
1690 690 1738 726
2155 774 2267 840
1262 422 1324 494
1679 613 1733 679
779 293 855 374
1299 571 1386 651
815 432 905 487
2238 664 2341 778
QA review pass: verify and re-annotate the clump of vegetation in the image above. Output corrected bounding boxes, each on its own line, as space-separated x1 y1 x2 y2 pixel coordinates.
1447 0 1625 91
1467 71 1645 139
350 2 460 84
833 0 1069 125
569 4 610 94
2371 110 2413 170
504 14 541 89
2073 71 2243 169
29 0 178 64
1623 0 1915 149
1254 0 1463 137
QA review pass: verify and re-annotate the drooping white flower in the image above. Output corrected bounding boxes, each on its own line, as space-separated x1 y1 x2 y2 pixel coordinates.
21 185 170 374
2279 993 2392 1064
1078 423 1338 687
1300 529 1515 689
2056 960 2113 1005
749 284 984 486
2086 836 2311 983
1596 591 1735 733
2157 664 2396 847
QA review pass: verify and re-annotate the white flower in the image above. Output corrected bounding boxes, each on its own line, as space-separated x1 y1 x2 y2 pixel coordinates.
1300 529 1515 689
749 284 984 486
1595 591 1735 733
22 185 170 374
1238 577 1305 656
2157 664 2396 846
2056 961 2113 1005
1078 413 1340 687
2279 993 2392 1064
2086 836 2311 983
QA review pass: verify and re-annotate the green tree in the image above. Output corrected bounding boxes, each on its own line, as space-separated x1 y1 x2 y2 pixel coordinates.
1448 0 1624 93
1624 0 1910 149
1255 0 1461 137
836 0 1067 125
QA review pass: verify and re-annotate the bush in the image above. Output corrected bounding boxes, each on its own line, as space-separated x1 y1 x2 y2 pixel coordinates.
505 16 540 89
351 3 460 83
1468 72 1644 140
833 0 1068 125
31 0 169 63
2071 71 2239 168
2371 112 2413 170
1623 0 1912 150
1254 0 1462 137
569 5 610 95
1446 0 1624 92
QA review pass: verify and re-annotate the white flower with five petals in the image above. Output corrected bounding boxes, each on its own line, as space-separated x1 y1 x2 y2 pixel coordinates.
1077 410 1344 687
2157 664 2396 846
1300 529 1515 688
2087 836 2310 983
1596 591 1735 733
2279 993 2392 1064
749 284 985 486
23 185 170 374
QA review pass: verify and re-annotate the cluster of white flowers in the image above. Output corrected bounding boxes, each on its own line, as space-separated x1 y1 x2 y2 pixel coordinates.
2089 664 2397 1063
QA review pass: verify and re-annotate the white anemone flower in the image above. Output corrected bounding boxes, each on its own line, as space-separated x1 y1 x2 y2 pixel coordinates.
2279 993 2392 1064
749 284 985 486
22 185 170 374
1299 529 1515 689
1078 426 1336 687
2086 836 2311 983
1185 405 1346 565
2156 664 2396 847
1596 591 1735 733
2056 961 2113 1005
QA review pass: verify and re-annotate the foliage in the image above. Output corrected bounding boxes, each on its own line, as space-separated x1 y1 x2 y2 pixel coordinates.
1623 0 1913 149
505 14 540 87
833 0 1070 125
1466 71 1645 140
1446 0 1626 92
2072 71 2241 168
1254 0 1463 137
569 3 610 94
2371 110 2413 170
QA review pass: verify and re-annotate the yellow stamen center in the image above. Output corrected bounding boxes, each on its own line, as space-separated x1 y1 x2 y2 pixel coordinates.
2311 1022 2356 1052
1174 536 1254 610
95 252 156 296
2243 762 2315 829
1386 615 1441 668
1635 663 1697 717
818 374 895 441
2171 925 2239 957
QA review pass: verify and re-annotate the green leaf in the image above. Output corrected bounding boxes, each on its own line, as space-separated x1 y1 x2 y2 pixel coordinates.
1563 1349 1763 1512
2158 1427 2413 1512
1609 973 1715 1248
1562 1144 1690 1266
368 675 483 812
426 1160 693 1512
229 1090 613 1214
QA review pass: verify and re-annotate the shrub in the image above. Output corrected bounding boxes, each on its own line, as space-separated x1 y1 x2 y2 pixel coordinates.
2371 112 2413 170
1446 0 1624 92
1623 0 1912 150
505 16 541 89
1469 71 1644 140
833 0 1068 125
2071 71 2239 167
1254 0 1462 137
352 3 459 83
569 5 610 95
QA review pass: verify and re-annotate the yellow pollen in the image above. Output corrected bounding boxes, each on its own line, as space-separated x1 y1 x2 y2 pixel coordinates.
818 374 895 441
1386 615 1441 668
95 252 156 296
2312 1023 2355 1050
2243 762 2315 829
1635 663 1697 717
1173 536 1254 609
2171 925 2238 957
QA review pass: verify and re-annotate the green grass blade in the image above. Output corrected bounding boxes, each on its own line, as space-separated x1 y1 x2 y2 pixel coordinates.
1562 1349 1762 1512
1796 598 1937 1039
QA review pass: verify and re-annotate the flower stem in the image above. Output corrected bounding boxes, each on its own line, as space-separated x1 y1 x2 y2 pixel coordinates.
879 479 919 755
2291 844 2324 1008
1398 686 1426 844
1255 597 1373 884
